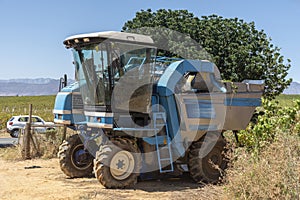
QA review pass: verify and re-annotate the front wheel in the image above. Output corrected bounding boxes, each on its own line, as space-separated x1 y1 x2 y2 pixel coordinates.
58 134 94 178
188 133 228 184
94 138 141 188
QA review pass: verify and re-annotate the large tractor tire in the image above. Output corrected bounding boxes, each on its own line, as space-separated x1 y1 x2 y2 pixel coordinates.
94 138 141 188
188 133 228 184
58 134 94 178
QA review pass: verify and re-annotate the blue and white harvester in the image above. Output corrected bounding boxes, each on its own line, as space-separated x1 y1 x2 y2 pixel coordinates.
53 31 264 188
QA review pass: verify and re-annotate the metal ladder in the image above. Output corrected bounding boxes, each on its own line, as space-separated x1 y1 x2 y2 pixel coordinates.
153 112 174 173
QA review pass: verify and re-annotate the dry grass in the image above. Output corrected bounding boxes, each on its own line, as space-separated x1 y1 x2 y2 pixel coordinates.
224 131 300 199
0 127 76 160
0 146 23 161
23 127 77 159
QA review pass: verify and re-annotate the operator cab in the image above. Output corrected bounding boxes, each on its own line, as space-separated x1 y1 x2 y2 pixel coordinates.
64 31 157 114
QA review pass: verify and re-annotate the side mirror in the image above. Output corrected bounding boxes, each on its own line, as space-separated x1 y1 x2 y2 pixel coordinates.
59 74 68 92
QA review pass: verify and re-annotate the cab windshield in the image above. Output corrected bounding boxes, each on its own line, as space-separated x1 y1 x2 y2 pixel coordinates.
72 40 156 110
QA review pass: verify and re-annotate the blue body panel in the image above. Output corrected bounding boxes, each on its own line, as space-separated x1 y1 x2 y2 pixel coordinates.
54 92 72 111
53 82 85 127
224 98 262 107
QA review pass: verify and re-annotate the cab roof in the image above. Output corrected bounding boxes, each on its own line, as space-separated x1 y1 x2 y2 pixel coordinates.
64 31 154 48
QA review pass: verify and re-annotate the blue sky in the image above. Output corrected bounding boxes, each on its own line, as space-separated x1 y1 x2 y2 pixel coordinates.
0 0 299 82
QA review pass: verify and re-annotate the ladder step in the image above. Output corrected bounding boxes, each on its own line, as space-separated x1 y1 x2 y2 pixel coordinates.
154 115 166 119
161 169 173 173
156 116 165 118
160 158 171 161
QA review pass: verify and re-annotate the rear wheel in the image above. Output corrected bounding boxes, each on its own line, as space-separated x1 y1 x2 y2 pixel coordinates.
58 134 94 178
10 129 19 138
94 138 141 188
188 133 228 184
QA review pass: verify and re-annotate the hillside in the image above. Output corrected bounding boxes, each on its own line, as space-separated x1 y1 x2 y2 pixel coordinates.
283 81 300 94
0 78 74 96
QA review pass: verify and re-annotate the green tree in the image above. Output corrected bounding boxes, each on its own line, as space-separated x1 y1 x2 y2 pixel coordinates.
122 9 292 99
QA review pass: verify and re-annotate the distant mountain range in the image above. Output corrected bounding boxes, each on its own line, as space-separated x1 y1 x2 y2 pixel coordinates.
283 81 300 95
0 78 299 96
0 78 74 96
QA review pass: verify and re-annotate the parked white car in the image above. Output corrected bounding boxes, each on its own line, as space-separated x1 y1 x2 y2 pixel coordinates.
6 115 55 138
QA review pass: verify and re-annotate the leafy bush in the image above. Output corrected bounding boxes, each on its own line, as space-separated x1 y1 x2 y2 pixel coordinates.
238 99 300 152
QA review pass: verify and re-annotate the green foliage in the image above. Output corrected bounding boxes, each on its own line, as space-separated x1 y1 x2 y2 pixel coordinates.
238 99 300 152
122 9 292 99
0 96 55 130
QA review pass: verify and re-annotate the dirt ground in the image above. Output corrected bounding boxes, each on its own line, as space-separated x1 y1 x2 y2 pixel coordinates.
0 130 225 200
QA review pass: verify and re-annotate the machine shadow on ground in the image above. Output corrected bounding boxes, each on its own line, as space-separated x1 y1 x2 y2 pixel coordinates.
133 173 203 192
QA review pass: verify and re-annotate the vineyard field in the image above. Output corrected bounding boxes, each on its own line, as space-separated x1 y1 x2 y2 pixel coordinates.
0 95 56 130
276 94 300 107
